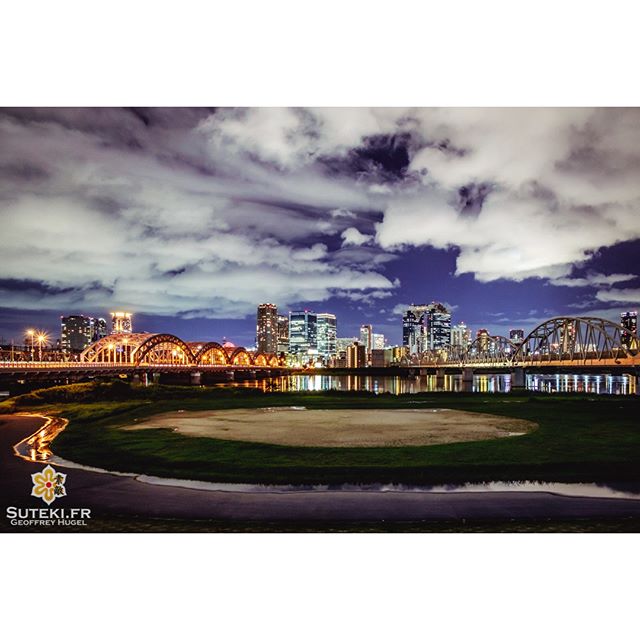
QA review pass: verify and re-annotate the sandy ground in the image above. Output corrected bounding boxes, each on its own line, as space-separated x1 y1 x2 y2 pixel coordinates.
127 407 536 447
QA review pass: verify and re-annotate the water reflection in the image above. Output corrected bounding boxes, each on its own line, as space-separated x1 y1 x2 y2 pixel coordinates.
14 415 68 462
231 373 636 395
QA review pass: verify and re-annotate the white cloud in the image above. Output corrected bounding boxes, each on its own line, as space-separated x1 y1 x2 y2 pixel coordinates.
596 288 640 304
341 227 373 247
375 107 640 283
551 273 637 288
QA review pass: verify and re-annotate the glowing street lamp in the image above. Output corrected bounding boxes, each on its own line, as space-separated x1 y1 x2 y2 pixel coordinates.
35 332 49 362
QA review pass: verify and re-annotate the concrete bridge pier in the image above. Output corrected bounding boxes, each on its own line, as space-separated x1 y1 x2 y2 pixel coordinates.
635 374 640 395
511 368 526 390
462 367 473 392
190 371 202 386
132 373 140 385
436 368 446 389
152 372 161 384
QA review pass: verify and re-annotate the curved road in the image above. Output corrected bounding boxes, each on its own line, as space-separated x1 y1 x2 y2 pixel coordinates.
3 414 640 529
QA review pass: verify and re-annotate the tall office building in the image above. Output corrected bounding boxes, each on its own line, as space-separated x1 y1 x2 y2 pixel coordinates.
402 306 426 355
509 328 525 345
372 333 385 350
111 311 132 334
316 313 337 362
424 302 451 351
451 322 471 349
336 336 359 352
288 310 318 364
61 315 94 353
402 303 451 353
360 324 373 356
92 317 108 342
346 342 366 368
621 311 638 348
276 314 289 354
256 303 278 352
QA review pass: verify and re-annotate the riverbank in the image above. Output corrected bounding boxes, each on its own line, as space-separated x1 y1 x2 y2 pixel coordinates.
2 381 640 486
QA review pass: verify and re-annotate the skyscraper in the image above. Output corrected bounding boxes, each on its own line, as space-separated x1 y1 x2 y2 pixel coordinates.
451 322 471 349
372 333 385 349
316 313 337 362
288 310 318 364
256 303 278 352
621 311 638 348
92 317 108 342
424 302 451 351
346 342 366 368
111 311 132 334
402 303 451 353
360 324 373 356
61 315 94 353
276 314 289 354
402 307 425 355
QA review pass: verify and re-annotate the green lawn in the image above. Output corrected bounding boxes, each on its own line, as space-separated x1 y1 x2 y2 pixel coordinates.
3 381 640 485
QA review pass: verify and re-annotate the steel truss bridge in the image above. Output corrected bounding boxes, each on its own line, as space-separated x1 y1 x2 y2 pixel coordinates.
407 317 639 370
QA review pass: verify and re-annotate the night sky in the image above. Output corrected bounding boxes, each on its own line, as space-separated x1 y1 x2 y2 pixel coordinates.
1 107 639 346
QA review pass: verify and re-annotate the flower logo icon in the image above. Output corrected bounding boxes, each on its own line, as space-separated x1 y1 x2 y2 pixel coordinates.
31 465 67 505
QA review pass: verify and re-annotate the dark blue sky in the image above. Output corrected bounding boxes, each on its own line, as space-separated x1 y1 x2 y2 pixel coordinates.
1 108 639 346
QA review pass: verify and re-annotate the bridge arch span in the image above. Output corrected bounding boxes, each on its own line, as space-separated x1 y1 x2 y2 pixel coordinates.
196 342 229 365
513 316 638 364
81 332 154 364
131 334 195 365
228 347 252 366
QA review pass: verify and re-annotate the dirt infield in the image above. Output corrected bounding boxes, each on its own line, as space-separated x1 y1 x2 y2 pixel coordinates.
127 407 536 447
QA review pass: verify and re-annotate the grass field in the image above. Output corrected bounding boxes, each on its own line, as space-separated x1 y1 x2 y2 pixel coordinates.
2 380 640 485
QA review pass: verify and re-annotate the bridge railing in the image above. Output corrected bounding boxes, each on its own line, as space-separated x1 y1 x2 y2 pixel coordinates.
0 361 288 370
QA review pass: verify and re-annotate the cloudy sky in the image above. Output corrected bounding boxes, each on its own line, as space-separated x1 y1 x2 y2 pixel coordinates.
1 107 639 345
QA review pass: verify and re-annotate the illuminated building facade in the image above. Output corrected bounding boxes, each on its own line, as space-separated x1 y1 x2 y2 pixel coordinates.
288 310 318 364
424 302 451 351
403 303 451 353
92 318 108 342
451 322 471 348
61 315 94 353
360 324 373 357
277 314 289 354
346 342 366 368
402 306 426 355
317 313 337 362
509 328 525 345
111 311 132 334
373 333 385 349
621 311 638 348
256 303 278 352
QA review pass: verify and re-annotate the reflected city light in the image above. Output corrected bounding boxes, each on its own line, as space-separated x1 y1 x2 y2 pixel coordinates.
228 373 635 395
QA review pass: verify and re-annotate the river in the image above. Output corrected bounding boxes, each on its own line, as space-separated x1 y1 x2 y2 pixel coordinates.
230 372 637 395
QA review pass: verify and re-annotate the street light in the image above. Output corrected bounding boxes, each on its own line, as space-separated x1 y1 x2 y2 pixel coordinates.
35 332 49 362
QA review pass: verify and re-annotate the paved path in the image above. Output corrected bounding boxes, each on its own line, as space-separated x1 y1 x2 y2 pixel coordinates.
3 414 640 527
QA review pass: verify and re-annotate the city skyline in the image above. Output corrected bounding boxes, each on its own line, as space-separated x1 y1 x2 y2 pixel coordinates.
1 108 640 346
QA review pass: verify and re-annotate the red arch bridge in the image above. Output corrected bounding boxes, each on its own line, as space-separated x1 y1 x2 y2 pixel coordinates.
0 333 288 384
